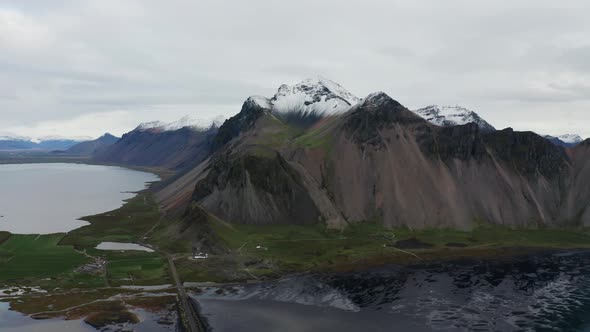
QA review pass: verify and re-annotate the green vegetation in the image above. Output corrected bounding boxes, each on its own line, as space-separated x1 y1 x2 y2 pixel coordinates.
293 120 337 148
171 219 590 281
61 192 160 247
103 251 168 286
0 234 89 280
251 115 300 149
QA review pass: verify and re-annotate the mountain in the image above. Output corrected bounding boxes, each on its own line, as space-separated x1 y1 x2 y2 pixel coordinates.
94 117 221 169
64 133 119 156
136 115 224 132
37 136 92 150
0 135 89 151
545 134 584 148
0 136 36 150
251 77 360 128
413 105 496 132
155 80 590 236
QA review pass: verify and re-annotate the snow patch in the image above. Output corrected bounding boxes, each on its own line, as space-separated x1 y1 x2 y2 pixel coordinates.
269 76 360 117
413 105 495 131
247 95 272 109
38 135 93 142
556 134 583 144
0 135 31 141
136 115 226 133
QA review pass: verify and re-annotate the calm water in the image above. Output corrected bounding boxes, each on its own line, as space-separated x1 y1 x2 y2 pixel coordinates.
96 242 155 252
193 251 590 332
0 163 158 234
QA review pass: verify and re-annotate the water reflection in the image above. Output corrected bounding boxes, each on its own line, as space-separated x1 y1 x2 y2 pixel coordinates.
194 251 590 331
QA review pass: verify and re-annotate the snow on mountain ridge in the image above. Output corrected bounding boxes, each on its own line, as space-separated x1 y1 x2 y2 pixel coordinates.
136 115 225 133
272 77 360 115
37 135 93 142
250 77 360 120
0 135 31 141
556 134 583 144
413 105 496 131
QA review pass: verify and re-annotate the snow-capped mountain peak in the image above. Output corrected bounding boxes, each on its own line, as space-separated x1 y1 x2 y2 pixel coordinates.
136 115 225 133
544 133 585 148
246 95 272 109
37 135 93 142
136 121 168 131
0 135 31 141
556 134 583 144
413 105 496 132
269 76 360 118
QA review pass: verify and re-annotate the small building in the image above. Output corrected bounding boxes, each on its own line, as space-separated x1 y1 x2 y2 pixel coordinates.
193 252 208 259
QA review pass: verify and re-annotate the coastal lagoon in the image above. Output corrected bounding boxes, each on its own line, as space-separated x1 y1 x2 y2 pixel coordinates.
0 163 158 234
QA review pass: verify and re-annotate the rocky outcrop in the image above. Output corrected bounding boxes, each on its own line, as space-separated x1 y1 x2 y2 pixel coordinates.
210 97 269 152
192 151 321 225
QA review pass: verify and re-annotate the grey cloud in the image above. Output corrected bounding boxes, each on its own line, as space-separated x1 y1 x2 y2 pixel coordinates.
0 0 590 138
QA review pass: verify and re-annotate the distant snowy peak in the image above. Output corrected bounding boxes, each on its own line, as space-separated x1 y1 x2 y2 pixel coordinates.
413 105 496 132
248 77 360 122
38 135 92 142
556 134 583 144
136 121 167 131
136 115 225 133
544 134 585 148
0 135 30 141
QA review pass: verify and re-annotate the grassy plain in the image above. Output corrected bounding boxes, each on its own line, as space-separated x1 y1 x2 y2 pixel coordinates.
173 219 590 282
0 234 88 281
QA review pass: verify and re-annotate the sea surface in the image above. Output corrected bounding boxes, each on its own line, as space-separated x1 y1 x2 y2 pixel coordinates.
0 163 158 234
193 251 590 332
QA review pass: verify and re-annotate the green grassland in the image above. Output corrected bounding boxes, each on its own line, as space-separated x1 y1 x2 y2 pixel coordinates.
0 234 89 280
172 218 590 282
103 251 168 286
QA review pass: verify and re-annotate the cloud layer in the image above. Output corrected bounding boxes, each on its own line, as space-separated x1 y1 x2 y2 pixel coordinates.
1 0 590 139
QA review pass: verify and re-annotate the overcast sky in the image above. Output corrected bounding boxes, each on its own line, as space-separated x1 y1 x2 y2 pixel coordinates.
1 0 589 139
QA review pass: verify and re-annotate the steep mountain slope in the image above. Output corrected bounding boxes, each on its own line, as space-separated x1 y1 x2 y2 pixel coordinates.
413 105 496 132
545 134 584 148
289 93 571 229
156 97 325 225
95 119 219 170
64 133 119 156
155 81 590 233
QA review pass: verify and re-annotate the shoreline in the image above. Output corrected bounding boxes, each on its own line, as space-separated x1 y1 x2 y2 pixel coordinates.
184 246 590 289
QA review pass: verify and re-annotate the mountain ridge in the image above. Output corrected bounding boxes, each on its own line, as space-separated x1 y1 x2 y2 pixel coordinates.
154 84 590 234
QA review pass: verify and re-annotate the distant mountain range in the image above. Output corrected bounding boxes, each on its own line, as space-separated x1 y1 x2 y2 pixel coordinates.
544 134 585 148
0 136 92 151
93 117 220 169
63 133 120 156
